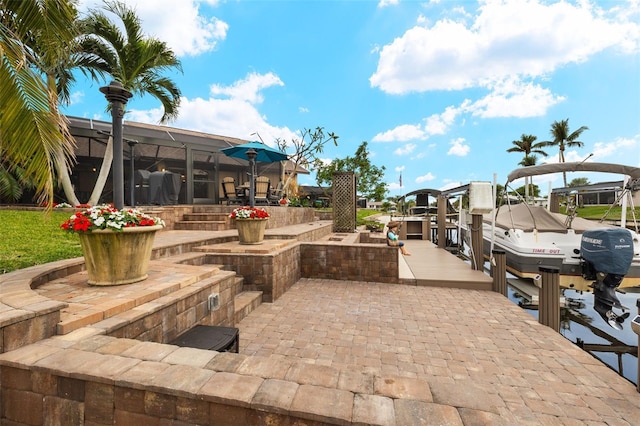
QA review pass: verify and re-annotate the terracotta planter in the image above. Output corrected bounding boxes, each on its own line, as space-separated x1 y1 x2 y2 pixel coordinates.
77 225 162 285
235 218 268 245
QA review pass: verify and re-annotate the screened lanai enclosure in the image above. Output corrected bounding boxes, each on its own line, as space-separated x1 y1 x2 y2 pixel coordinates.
65 116 297 206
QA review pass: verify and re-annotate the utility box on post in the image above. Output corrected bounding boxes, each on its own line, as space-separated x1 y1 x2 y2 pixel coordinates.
469 181 493 214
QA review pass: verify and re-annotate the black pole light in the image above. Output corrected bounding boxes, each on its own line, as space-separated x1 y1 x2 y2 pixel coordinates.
246 148 257 208
100 81 132 210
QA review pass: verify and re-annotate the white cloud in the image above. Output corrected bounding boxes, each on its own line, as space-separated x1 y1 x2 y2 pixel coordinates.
78 0 228 57
387 182 402 190
372 106 461 143
464 79 565 118
424 105 461 135
210 72 283 104
439 181 463 192
126 107 164 124
372 124 426 142
563 151 593 163
373 78 562 145
416 172 435 183
378 0 399 8
592 135 640 159
128 72 297 145
370 0 639 94
69 91 85 106
395 165 405 172
394 144 417 156
447 138 470 156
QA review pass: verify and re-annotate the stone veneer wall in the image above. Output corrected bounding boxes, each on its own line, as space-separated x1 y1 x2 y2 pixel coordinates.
145 205 192 230
151 205 317 231
200 228 396 304
358 231 387 244
300 243 400 284
263 207 316 229
0 335 418 425
203 224 332 303
1 364 316 425
104 273 240 343
205 246 301 304
0 259 84 353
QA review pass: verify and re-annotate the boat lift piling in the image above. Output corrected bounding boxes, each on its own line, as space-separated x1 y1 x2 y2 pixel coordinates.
437 195 447 249
491 250 507 296
539 266 561 332
637 299 640 393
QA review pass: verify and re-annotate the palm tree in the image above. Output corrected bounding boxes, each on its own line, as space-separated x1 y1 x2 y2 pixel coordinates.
507 134 548 160
75 0 183 205
0 0 78 207
507 134 548 202
543 118 589 186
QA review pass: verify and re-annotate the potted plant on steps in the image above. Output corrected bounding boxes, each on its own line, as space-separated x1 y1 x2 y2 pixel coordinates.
61 205 165 285
230 206 270 245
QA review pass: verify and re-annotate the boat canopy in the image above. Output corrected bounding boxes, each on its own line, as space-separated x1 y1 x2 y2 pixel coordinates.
488 204 615 234
506 162 640 184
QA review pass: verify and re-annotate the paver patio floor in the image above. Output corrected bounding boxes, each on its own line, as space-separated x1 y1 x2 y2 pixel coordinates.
237 278 640 424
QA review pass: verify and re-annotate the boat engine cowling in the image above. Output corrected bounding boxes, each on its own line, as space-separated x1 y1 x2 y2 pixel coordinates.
580 228 634 329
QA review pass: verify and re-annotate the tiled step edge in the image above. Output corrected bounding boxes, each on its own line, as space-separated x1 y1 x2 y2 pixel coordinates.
234 291 263 324
174 221 228 231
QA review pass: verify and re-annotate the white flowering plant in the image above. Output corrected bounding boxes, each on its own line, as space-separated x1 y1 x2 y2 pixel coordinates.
61 205 165 233
53 202 72 208
229 206 270 219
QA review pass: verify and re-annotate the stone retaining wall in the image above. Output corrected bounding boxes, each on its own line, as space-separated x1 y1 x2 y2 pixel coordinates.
0 334 424 425
104 273 240 343
152 205 318 231
300 243 400 284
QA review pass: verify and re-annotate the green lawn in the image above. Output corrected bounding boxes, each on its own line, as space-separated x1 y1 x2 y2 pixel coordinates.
568 205 637 220
0 210 83 274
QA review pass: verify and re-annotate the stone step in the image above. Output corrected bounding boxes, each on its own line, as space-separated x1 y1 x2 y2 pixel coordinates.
157 252 213 266
234 291 263 324
53 262 230 334
183 212 230 222
231 275 244 297
192 205 236 214
174 221 228 231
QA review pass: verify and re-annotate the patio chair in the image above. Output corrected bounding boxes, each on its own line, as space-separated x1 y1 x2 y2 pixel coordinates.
221 177 244 205
254 176 271 205
269 181 285 205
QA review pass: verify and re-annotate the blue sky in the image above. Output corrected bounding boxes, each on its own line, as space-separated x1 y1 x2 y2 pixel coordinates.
63 0 640 198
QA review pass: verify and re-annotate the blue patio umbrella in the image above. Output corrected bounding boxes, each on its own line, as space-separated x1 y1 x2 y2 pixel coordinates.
221 141 288 207
221 141 288 163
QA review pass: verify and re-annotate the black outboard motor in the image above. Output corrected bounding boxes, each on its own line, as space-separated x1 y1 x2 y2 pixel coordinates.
580 228 634 329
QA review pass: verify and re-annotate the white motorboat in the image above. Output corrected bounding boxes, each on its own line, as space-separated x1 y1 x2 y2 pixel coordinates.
479 162 640 328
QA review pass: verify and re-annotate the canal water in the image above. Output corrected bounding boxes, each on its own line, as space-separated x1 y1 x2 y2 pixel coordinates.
508 285 639 387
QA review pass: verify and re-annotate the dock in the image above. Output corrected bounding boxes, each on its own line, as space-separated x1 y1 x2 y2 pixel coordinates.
399 239 493 290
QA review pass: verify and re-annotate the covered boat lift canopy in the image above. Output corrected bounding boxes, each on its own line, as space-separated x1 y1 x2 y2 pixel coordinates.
506 162 640 184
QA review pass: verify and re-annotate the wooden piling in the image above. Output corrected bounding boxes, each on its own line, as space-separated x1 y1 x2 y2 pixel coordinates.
471 214 484 271
637 298 640 393
539 266 560 331
437 195 446 249
491 250 507 296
